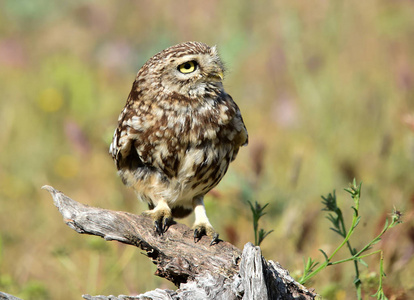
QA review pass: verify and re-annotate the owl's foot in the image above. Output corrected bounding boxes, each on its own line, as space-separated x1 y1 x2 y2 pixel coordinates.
192 196 220 245
193 223 220 246
142 204 172 235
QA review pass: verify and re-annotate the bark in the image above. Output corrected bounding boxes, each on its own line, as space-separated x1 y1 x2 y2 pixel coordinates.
39 185 316 300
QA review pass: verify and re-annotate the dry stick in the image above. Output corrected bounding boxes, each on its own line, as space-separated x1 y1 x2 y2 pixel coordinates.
42 185 316 300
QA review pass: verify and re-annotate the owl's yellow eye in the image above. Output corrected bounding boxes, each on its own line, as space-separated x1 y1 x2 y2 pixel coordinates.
178 61 197 74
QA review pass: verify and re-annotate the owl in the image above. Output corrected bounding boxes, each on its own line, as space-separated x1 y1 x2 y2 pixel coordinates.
110 41 248 245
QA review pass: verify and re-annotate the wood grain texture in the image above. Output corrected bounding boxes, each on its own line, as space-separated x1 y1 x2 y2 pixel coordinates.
40 185 316 300
0 292 23 300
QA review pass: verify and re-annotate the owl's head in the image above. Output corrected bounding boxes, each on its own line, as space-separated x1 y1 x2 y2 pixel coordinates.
141 42 226 98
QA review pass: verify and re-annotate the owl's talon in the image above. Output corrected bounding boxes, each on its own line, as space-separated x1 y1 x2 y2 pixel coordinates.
210 233 220 246
154 220 163 235
193 223 219 245
163 216 172 233
143 206 172 236
194 228 202 243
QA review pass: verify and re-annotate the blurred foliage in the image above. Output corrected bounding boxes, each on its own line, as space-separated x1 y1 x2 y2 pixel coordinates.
1 0 414 299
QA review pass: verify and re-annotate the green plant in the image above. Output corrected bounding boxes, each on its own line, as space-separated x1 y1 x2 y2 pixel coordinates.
299 179 402 300
247 200 274 246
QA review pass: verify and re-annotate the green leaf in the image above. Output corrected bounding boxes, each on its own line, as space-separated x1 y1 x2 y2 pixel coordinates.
353 216 361 229
382 218 389 231
351 206 358 216
370 238 382 246
357 258 368 268
319 249 329 262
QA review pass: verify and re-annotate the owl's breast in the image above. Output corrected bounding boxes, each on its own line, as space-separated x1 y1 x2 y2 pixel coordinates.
114 90 245 201
176 141 234 199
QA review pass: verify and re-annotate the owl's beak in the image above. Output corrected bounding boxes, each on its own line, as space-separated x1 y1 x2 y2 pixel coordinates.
209 70 224 82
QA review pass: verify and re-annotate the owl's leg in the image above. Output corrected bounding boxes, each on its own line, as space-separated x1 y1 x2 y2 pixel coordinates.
142 200 172 235
192 196 220 245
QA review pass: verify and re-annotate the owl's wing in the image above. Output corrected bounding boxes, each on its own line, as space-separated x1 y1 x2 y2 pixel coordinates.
229 95 248 146
109 82 147 171
110 111 140 171
234 111 248 147
110 85 176 178
216 93 247 163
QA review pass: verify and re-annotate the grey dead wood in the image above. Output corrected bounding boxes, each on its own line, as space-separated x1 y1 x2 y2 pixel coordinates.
0 292 23 300
40 185 316 300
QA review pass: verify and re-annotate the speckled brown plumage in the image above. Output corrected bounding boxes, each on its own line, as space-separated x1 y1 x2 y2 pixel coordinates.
110 41 248 244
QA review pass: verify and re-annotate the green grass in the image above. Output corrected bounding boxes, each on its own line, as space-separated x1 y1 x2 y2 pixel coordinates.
299 180 402 300
1 1 414 299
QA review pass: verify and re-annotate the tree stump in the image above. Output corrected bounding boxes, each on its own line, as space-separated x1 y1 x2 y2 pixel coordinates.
38 185 316 300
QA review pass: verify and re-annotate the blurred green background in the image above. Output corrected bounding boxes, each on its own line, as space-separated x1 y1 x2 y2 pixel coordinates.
1 1 414 299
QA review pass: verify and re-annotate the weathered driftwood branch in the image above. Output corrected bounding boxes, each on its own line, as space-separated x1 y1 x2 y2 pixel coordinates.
0 292 23 300
41 185 316 300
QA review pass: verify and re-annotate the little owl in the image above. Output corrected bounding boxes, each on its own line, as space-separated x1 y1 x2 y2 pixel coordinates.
110 41 248 245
